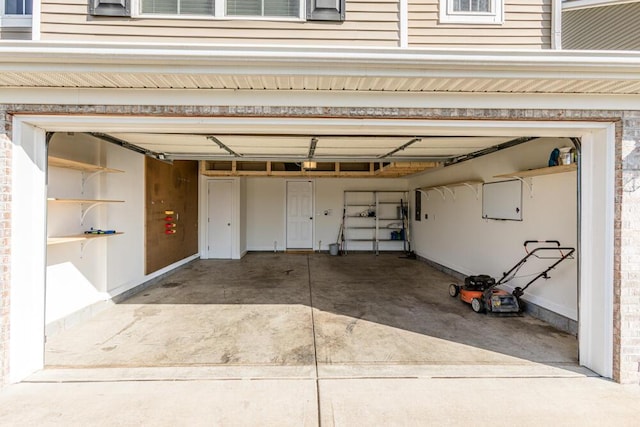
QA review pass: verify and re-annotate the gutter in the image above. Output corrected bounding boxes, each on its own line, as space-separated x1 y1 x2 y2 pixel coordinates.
0 42 639 80
562 0 640 11
552 0 563 49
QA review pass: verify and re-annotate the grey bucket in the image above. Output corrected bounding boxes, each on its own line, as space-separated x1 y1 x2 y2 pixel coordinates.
329 243 339 256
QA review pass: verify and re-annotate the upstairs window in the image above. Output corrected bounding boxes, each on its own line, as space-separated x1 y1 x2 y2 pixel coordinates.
139 0 301 17
453 0 489 13
439 0 503 24
4 0 32 15
1 0 32 28
227 0 300 17
142 0 213 15
90 0 342 20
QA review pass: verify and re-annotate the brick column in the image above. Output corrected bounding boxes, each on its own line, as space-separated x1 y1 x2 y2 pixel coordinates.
618 112 640 384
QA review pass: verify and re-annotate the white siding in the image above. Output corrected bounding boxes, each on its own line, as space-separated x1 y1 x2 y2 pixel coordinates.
408 0 552 49
0 26 31 40
40 0 400 46
563 3 640 50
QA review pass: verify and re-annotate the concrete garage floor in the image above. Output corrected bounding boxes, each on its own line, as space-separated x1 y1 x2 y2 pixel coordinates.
44 253 577 369
1 253 639 426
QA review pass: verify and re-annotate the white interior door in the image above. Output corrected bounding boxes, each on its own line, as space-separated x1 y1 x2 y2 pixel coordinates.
208 180 233 259
287 181 314 249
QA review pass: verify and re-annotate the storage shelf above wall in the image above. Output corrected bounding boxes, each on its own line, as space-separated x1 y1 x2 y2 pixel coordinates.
418 180 483 200
47 198 124 204
494 164 577 179
47 232 124 246
200 160 437 178
419 179 484 191
48 156 124 174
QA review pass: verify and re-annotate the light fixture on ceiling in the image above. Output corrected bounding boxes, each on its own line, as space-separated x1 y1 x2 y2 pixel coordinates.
302 161 317 170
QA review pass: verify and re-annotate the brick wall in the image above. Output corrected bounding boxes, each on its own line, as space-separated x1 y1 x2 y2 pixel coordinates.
0 103 637 385
619 112 640 384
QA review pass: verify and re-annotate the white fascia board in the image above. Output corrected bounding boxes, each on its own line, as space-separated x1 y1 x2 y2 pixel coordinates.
4 88 640 111
562 0 639 10
14 114 614 139
1 42 640 80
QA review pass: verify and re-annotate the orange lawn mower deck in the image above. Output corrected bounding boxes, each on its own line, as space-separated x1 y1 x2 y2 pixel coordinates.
448 241 576 314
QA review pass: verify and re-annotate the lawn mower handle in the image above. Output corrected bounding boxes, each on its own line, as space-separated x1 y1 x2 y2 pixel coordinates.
524 240 561 248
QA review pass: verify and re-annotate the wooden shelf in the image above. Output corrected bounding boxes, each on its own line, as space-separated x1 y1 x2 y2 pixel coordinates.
418 180 483 200
47 236 87 245
49 156 124 174
494 164 577 179
201 160 437 178
47 232 124 246
419 180 484 191
47 198 124 204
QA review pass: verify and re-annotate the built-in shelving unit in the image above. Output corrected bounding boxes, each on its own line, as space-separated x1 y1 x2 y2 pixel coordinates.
47 156 124 246
343 190 409 255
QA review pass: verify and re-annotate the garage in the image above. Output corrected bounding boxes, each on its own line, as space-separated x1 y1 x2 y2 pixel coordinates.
4 45 636 385
10 113 606 381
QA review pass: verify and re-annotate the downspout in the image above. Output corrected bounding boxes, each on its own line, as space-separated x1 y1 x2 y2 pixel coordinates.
552 0 563 49
31 0 41 41
399 0 408 48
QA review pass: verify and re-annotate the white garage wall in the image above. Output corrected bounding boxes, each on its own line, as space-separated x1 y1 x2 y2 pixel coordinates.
408 138 578 320
245 177 408 252
104 140 145 295
47 134 109 324
240 178 248 256
46 134 146 327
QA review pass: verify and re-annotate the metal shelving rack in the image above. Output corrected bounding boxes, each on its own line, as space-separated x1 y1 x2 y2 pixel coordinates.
343 190 409 255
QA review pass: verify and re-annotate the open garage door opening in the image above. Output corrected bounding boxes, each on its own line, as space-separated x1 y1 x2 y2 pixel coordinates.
8 115 614 383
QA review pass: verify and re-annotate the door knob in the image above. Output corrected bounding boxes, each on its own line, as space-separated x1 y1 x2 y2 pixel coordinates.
227 223 231 226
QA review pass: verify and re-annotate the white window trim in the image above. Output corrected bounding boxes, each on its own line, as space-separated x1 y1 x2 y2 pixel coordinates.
132 0 305 20
0 15 32 27
439 0 504 24
1 0 33 28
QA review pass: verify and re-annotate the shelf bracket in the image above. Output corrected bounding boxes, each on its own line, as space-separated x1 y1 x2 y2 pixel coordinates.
81 170 105 193
79 237 97 258
430 187 445 200
508 176 533 197
441 186 456 200
80 202 106 225
416 188 430 200
462 183 481 200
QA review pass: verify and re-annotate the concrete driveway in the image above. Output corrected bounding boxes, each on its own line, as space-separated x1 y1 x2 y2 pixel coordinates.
1 253 638 426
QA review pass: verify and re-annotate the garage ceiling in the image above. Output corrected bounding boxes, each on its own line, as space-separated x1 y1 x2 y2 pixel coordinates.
102 133 518 163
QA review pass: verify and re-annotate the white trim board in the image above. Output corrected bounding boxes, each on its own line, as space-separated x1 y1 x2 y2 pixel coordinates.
15 115 614 139
6 115 618 382
3 89 640 111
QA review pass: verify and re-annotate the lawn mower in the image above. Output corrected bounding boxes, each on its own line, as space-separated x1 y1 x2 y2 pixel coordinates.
449 240 575 314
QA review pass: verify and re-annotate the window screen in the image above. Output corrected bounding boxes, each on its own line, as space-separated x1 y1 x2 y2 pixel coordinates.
5 0 32 14
453 0 489 12
227 0 299 17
